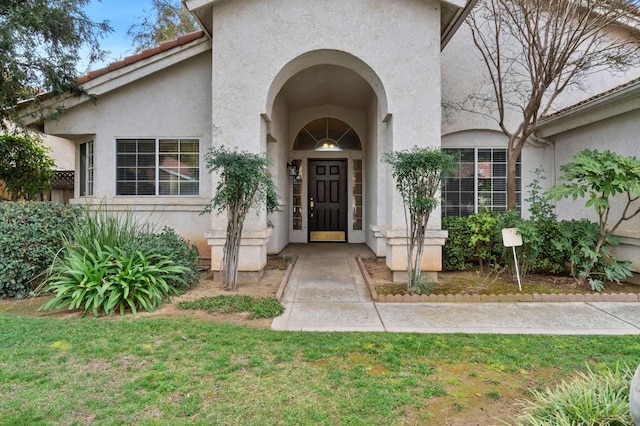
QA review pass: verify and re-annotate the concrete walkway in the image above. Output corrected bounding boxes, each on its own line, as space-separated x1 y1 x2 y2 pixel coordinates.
271 244 640 335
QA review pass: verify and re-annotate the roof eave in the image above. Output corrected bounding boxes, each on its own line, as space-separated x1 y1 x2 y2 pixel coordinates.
18 36 211 127
537 80 640 138
186 0 479 50
441 0 478 50
184 0 215 37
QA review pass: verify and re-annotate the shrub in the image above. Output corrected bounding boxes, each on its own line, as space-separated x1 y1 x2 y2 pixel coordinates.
442 212 615 284
414 279 435 295
520 169 567 275
68 207 199 290
124 227 200 290
40 241 187 316
71 204 153 249
467 211 499 272
442 168 629 287
547 149 640 289
552 219 629 291
0 202 79 298
516 364 633 425
178 295 285 319
0 133 56 201
442 216 473 271
491 210 563 279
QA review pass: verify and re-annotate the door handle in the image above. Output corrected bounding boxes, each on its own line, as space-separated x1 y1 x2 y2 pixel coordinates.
309 197 314 218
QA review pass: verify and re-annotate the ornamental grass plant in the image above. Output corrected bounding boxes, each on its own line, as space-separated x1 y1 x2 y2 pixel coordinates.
40 242 186 316
38 206 198 316
515 364 633 425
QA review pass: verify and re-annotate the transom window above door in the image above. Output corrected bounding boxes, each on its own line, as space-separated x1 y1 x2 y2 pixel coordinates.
293 118 361 151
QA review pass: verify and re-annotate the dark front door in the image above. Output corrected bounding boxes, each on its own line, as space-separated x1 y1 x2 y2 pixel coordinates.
308 159 348 242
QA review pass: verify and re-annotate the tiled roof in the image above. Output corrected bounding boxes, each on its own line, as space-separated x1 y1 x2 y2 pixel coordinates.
76 30 206 84
542 75 640 121
15 30 207 113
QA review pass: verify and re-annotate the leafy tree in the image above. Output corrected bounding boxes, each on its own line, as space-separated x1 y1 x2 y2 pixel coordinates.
0 133 56 201
547 149 640 290
0 0 112 129
383 147 458 293
205 146 278 291
127 0 198 53
456 0 640 210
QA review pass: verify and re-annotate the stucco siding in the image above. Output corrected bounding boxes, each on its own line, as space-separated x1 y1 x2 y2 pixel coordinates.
442 6 640 137
549 109 640 271
44 51 214 257
204 0 444 265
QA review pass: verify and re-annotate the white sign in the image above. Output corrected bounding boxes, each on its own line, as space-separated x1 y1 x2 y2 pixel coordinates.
502 228 523 247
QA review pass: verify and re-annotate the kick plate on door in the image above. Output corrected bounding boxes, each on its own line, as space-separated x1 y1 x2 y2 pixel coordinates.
309 231 346 242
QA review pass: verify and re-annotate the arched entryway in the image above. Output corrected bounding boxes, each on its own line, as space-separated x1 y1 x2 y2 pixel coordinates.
264 51 387 249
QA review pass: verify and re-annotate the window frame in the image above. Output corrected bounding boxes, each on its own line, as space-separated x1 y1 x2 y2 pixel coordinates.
115 138 200 197
79 140 94 197
441 147 521 217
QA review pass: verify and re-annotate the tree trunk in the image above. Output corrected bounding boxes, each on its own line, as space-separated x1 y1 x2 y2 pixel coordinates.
413 224 426 292
222 207 245 291
578 235 607 287
406 217 416 293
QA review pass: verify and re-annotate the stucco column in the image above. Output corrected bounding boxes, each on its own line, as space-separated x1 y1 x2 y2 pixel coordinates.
381 60 447 281
205 42 272 271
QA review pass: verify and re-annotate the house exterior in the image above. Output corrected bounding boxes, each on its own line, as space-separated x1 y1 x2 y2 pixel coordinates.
441 11 640 282
18 0 640 281
536 78 640 276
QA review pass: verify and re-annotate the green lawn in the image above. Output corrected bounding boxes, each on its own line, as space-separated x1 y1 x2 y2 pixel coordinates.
1 314 638 425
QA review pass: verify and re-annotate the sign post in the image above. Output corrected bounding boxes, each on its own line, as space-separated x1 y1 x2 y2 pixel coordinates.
501 228 523 291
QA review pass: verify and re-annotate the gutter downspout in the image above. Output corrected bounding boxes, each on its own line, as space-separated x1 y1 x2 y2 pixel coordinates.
529 133 556 204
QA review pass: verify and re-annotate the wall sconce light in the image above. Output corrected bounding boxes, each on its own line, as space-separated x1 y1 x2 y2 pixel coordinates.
287 162 299 177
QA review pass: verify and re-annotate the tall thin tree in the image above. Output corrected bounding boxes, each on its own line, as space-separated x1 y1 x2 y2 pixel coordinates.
383 147 458 293
205 147 278 291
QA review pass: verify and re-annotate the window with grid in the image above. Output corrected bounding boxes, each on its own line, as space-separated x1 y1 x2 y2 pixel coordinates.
441 148 520 217
116 138 199 196
79 141 94 196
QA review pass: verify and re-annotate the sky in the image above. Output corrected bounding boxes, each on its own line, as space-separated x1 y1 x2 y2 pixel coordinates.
80 0 157 71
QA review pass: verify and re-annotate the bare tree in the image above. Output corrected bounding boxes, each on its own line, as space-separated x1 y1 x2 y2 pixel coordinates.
461 0 640 210
127 0 198 53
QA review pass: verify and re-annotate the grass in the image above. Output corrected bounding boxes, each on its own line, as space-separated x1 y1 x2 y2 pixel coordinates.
2 315 640 425
178 295 284 319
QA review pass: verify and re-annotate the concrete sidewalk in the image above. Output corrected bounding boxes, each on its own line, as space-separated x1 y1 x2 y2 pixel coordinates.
271 244 640 335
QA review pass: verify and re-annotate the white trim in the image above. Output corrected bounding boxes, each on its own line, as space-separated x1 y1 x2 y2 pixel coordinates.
114 137 202 197
441 0 479 49
442 147 522 216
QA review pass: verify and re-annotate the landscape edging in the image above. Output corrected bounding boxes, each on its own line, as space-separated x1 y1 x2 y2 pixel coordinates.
355 255 640 303
275 255 297 302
